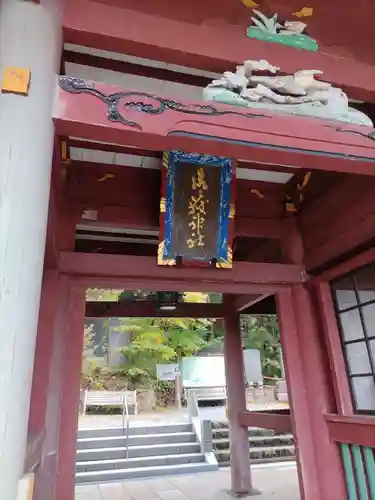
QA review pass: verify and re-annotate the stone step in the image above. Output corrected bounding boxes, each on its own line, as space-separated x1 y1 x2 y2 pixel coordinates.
77 431 196 450
218 456 296 467
76 461 217 484
215 445 296 463
77 442 201 461
78 423 192 439
76 452 205 473
212 427 292 434
212 426 292 438
213 434 294 447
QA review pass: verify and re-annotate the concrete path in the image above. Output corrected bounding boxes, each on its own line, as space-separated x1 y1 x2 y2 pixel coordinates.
75 463 300 500
78 401 289 430
198 402 289 422
78 409 190 430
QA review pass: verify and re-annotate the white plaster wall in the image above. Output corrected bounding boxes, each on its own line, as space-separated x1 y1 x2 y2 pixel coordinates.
0 2 62 498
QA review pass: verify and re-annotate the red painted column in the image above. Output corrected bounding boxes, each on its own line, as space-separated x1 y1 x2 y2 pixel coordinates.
278 218 347 500
223 306 258 495
32 275 71 500
315 281 353 416
55 285 86 500
289 285 346 500
276 288 319 500
28 271 59 436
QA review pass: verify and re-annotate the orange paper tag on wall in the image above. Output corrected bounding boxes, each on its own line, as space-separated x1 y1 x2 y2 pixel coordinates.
1 67 31 95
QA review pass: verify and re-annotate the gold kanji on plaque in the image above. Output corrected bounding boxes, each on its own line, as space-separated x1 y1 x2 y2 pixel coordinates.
186 168 209 249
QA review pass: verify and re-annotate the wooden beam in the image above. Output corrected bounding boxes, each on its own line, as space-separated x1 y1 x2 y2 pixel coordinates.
307 215 375 272
238 219 284 239
315 247 375 282
233 294 270 312
67 139 301 174
67 160 286 198
63 0 375 102
64 50 211 88
325 414 375 448
246 295 277 315
59 252 305 293
76 208 285 240
54 79 375 175
75 239 157 257
238 410 292 433
85 301 225 318
67 139 162 158
67 161 286 238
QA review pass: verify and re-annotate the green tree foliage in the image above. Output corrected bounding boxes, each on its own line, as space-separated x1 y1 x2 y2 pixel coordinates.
84 289 282 384
118 316 221 383
159 318 218 361
83 324 94 352
86 288 123 301
241 315 282 379
119 318 176 381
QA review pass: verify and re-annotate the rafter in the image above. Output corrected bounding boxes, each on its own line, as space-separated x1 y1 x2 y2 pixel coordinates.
85 300 225 318
300 175 375 270
233 294 271 312
67 139 162 158
63 0 375 102
64 50 211 88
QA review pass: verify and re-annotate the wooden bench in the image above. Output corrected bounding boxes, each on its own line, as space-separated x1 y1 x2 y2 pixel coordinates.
82 390 138 426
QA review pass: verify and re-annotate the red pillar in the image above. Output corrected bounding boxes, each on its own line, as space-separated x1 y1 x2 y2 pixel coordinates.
223 306 258 496
276 288 319 500
277 286 347 500
28 271 59 436
296 285 347 500
32 275 71 500
55 286 86 500
315 281 353 416
279 219 347 500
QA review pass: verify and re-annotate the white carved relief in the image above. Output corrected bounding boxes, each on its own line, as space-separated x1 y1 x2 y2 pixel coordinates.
203 60 373 127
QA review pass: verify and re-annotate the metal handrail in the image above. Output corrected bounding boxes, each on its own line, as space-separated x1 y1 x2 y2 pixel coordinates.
123 394 130 459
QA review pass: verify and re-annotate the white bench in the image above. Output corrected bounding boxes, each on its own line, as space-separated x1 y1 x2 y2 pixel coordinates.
186 386 227 402
83 390 138 426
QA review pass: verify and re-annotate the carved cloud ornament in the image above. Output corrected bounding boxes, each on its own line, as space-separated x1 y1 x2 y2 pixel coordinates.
203 60 373 127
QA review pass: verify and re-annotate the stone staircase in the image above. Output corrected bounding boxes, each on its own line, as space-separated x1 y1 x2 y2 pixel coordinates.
76 423 216 484
212 424 295 466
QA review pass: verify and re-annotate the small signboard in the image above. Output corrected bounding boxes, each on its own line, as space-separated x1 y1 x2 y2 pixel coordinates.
181 356 226 388
1 67 31 95
158 151 235 268
243 349 263 385
156 363 180 381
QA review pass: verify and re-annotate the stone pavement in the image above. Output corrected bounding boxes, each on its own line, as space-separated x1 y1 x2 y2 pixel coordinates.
75 463 300 500
78 409 190 430
78 401 289 430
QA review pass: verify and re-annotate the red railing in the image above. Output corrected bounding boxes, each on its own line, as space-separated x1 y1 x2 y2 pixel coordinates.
239 409 292 433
